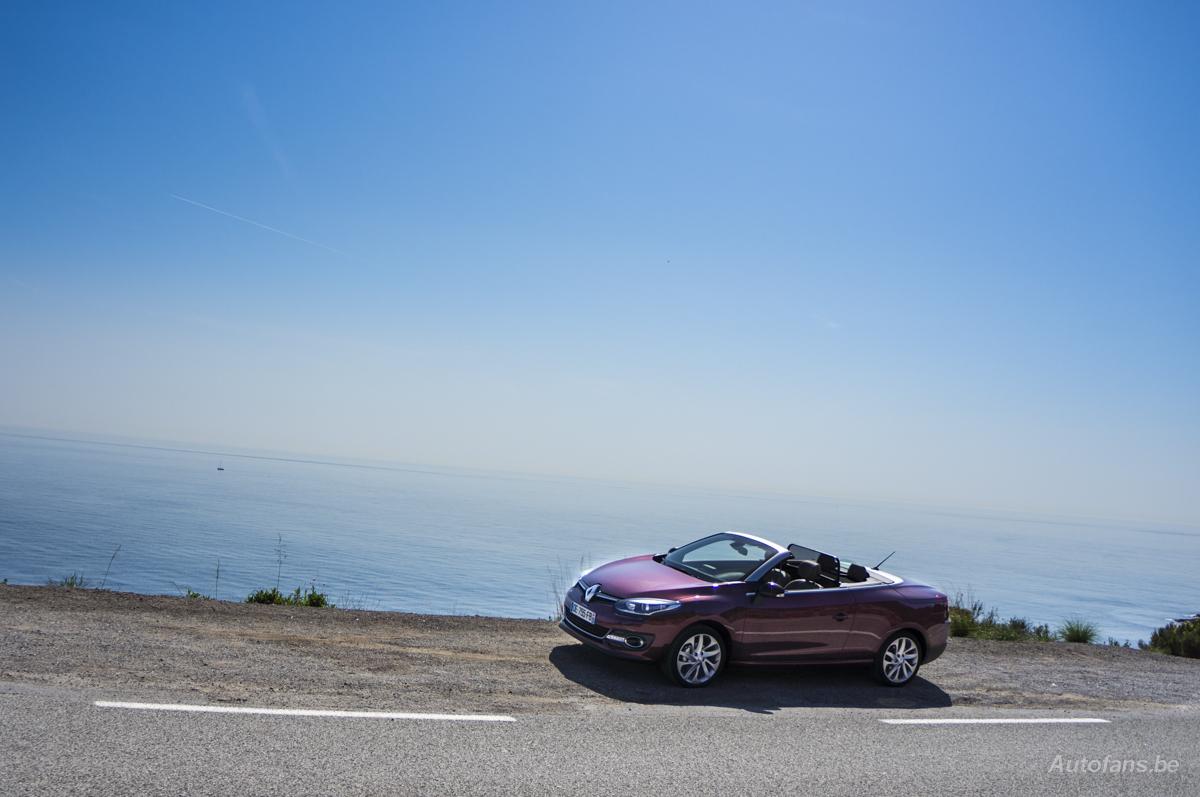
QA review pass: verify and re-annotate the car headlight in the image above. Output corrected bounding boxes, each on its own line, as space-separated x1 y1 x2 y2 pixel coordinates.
615 597 682 616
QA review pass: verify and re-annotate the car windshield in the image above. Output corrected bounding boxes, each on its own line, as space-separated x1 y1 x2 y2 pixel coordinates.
663 534 776 582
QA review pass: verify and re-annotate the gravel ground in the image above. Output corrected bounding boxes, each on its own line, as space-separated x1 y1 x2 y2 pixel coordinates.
2 584 1197 715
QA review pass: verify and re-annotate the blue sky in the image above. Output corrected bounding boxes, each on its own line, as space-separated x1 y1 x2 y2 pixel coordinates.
2 1 1197 523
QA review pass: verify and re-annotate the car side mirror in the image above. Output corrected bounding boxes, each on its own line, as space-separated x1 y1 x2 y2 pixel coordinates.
758 580 785 598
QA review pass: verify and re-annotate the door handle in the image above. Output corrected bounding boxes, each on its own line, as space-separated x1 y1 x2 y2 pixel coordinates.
833 612 849 622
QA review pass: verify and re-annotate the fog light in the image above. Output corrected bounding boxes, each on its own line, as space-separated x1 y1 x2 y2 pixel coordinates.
606 633 646 649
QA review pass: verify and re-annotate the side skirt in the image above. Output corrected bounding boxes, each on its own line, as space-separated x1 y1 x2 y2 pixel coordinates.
728 656 875 668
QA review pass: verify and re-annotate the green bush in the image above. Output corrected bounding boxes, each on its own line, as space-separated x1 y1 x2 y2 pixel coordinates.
949 598 983 637
49 572 88 589
295 585 330 607
949 594 1054 641
246 587 286 605
1141 619 1200 658
1058 618 1099 644
984 616 1054 642
246 585 331 608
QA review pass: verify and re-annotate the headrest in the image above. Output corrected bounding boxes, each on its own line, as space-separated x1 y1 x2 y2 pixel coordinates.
794 559 822 582
846 563 869 582
817 553 839 573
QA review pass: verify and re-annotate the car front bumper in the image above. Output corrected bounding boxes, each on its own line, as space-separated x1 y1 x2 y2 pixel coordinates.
559 585 688 661
558 615 660 661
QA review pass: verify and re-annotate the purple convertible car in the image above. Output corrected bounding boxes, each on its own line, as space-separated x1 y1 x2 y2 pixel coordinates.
560 531 949 687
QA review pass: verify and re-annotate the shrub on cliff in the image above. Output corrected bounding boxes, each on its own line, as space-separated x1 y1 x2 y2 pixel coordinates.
246 585 331 607
1141 618 1200 659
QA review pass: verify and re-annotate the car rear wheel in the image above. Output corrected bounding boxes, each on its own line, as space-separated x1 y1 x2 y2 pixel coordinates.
662 625 725 688
875 631 922 686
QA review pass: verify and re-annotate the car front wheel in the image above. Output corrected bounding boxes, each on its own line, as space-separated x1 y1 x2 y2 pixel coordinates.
875 631 922 686
662 625 725 688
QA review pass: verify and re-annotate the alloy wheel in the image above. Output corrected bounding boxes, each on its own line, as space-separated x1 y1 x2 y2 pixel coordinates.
676 631 722 685
882 635 920 684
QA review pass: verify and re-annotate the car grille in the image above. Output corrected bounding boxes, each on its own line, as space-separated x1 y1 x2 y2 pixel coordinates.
575 579 619 603
563 612 610 639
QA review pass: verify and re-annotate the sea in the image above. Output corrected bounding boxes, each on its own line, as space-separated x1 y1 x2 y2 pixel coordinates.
1 431 1195 644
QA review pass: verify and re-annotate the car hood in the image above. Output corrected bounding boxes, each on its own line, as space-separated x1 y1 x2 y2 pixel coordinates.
582 554 709 598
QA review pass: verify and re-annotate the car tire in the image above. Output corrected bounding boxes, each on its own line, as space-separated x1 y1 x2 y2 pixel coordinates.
874 631 922 687
661 624 726 688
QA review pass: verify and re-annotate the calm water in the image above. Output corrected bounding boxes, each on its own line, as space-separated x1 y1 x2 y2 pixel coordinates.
1 432 1196 643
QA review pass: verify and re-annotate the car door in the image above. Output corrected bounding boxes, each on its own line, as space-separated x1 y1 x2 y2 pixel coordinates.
738 587 858 660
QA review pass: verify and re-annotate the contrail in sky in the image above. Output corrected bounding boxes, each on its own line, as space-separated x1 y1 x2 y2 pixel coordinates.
170 193 347 256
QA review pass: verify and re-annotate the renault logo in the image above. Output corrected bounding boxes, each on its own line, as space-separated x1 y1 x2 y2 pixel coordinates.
583 584 601 602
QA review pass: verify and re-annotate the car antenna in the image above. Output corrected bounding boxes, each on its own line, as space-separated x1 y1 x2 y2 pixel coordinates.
874 551 896 569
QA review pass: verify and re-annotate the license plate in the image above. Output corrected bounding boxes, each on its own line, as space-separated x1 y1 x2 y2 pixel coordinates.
569 601 596 625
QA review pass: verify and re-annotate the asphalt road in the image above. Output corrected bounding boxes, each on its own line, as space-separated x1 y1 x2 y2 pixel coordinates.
1 683 1195 796
3 588 1197 795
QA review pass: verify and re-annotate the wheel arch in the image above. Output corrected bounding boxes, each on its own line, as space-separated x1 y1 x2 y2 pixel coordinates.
670 618 735 659
700 619 735 656
883 624 928 661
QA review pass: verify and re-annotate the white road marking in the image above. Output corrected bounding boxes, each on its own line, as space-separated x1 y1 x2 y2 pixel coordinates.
94 701 515 723
880 717 1109 725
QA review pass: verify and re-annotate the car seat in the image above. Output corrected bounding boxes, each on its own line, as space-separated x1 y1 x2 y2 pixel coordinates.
816 553 841 587
845 563 869 582
785 560 823 590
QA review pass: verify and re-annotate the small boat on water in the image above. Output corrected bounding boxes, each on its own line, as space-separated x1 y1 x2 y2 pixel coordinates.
217 461 225 471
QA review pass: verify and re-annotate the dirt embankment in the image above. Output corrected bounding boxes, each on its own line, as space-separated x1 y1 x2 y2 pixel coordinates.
2 585 1197 715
